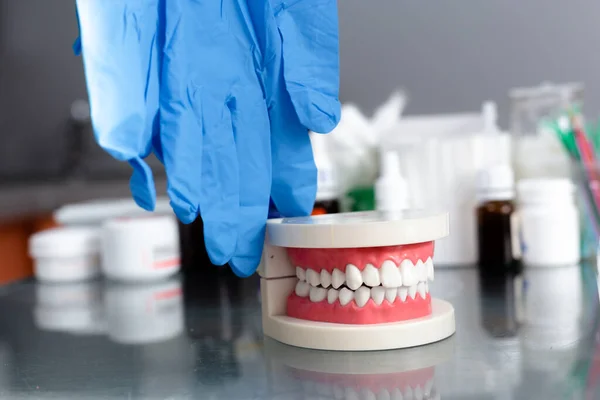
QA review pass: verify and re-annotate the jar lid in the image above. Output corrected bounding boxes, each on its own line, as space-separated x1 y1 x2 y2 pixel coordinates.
54 197 172 226
29 227 100 259
517 178 575 204
102 214 178 244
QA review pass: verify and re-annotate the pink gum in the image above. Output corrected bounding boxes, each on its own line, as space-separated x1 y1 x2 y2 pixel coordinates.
286 242 434 273
287 293 432 324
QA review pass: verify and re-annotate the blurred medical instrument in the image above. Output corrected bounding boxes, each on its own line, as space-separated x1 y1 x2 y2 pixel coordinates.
375 150 409 212
309 132 340 215
74 0 341 277
509 82 583 181
517 179 580 267
544 105 600 260
476 164 520 273
327 91 406 211
381 101 511 266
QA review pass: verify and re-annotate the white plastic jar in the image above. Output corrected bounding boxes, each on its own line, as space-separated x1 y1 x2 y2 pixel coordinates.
517 178 580 266
101 214 180 282
28 227 101 282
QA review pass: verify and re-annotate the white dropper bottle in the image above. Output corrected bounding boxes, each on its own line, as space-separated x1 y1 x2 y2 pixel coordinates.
375 150 409 212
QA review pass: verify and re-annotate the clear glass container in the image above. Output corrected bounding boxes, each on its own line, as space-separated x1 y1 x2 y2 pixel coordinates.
509 82 584 181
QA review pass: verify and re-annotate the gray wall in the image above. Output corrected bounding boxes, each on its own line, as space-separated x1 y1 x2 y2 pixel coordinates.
1 0 600 179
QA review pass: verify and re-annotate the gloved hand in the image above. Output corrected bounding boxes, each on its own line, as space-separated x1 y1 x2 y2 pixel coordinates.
248 0 340 221
74 0 340 278
73 0 163 211
160 0 272 272
160 0 340 277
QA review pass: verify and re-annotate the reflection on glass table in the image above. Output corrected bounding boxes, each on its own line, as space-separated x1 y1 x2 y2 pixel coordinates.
0 263 598 399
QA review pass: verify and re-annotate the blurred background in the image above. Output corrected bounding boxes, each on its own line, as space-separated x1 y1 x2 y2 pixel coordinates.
3 0 600 181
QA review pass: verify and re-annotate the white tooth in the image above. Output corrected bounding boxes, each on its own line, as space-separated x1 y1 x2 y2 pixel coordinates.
418 282 426 299
309 286 327 302
385 287 397 303
346 264 363 290
345 387 360 400
355 286 370 307
416 260 427 282
425 282 429 293
408 285 417 299
327 288 339 304
307 269 321 286
414 386 423 400
332 268 345 289
398 287 408 302
404 387 413 400
320 269 332 288
401 260 417 286
339 288 354 306
295 281 310 297
391 388 404 400
426 257 434 281
362 263 380 286
296 267 306 281
371 286 385 305
424 379 434 395
380 260 402 287
377 389 391 400
333 385 344 399
361 388 376 400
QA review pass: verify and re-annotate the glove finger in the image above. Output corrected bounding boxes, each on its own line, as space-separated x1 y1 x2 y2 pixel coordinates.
198 91 240 266
272 0 341 133
160 2 239 265
75 0 157 209
228 89 272 277
270 92 317 218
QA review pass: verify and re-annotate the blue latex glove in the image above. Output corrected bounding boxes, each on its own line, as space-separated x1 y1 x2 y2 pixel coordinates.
161 0 340 277
74 0 163 211
160 0 271 271
248 0 340 223
74 0 340 278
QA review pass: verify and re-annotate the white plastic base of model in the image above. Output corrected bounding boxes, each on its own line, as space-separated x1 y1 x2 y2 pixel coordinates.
266 210 449 248
263 298 455 351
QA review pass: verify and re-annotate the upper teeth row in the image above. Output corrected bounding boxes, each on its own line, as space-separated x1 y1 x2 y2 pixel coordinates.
296 258 433 290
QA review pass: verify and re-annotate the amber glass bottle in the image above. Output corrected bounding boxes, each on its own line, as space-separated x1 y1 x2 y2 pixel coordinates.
476 165 521 273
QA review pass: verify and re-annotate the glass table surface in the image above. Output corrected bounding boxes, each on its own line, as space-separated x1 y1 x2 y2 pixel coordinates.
0 263 598 400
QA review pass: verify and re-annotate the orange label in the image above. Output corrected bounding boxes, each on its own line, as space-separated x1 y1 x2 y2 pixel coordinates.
311 208 327 215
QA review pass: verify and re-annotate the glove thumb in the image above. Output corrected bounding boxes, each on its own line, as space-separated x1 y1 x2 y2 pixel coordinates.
129 157 157 212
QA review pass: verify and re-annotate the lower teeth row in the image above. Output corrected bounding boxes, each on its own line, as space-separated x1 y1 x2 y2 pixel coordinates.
295 281 429 307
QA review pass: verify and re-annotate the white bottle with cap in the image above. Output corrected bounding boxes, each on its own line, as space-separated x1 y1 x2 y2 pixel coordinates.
477 164 515 203
375 150 409 212
517 178 580 266
310 132 341 214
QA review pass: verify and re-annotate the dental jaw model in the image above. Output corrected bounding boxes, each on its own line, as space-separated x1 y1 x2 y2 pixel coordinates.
259 210 456 351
